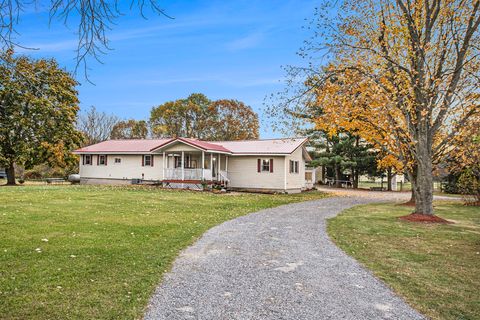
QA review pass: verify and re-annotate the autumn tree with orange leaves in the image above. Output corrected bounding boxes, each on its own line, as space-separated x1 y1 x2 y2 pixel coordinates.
150 94 259 141
274 0 479 217
207 99 260 141
110 119 149 139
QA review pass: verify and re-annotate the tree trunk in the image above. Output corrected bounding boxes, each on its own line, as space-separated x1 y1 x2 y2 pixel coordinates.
414 138 434 215
6 163 16 185
387 168 392 191
322 165 326 184
353 169 359 189
335 164 341 188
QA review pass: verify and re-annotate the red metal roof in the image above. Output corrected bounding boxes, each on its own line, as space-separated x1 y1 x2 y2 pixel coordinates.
177 137 231 153
214 138 308 154
74 139 172 153
74 137 308 155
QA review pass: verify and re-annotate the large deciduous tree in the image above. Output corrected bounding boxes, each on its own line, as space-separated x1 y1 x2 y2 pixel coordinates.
150 94 259 140
275 0 480 216
0 51 83 185
110 119 149 139
207 99 259 140
150 93 213 139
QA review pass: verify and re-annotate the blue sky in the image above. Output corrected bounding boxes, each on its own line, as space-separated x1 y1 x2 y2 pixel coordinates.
15 0 317 138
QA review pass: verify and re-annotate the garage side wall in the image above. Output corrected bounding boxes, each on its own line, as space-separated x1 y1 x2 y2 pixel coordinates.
285 147 306 190
227 156 286 191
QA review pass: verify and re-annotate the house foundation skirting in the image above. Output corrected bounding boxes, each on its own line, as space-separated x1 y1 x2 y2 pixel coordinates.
80 177 207 190
228 187 302 194
81 177 133 185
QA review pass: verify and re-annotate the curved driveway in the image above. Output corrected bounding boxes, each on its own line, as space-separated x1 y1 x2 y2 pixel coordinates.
144 194 425 320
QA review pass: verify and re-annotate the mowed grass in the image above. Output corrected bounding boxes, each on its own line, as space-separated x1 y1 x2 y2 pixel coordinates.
327 202 480 320
0 185 327 319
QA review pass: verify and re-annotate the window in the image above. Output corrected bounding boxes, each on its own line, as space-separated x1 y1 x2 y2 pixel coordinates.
98 155 107 166
290 160 299 174
174 154 195 168
262 159 270 172
143 155 153 167
257 158 273 173
144 155 152 166
83 154 92 165
114 158 121 164
175 156 182 168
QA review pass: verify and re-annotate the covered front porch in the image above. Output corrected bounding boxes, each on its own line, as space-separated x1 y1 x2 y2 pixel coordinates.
151 138 231 190
163 151 228 181
159 150 229 184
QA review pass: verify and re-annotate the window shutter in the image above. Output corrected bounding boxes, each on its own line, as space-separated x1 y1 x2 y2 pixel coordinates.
97 155 99 165
151 155 154 167
257 159 261 172
104 155 107 166
270 159 274 172
142 155 144 167
82 155 85 165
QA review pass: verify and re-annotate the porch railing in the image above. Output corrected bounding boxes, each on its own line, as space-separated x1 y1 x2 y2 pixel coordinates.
164 168 213 180
219 170 230 185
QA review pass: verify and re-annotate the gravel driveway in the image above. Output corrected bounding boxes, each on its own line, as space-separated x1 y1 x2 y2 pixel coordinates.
144 194 426 320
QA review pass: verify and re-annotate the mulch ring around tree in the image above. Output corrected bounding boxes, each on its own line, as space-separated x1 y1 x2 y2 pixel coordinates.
399 213 453 224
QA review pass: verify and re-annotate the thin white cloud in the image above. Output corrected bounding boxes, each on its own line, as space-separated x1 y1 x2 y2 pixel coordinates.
130 74 281 88
15 39 77 53
16 15 235 54
226 31 265 51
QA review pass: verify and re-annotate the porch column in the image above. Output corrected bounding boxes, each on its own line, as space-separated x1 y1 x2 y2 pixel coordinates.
181 151 185 181
217 153 220 180
162 151 166 180
226 156 228 172
202 151 205 180
210 153 213 179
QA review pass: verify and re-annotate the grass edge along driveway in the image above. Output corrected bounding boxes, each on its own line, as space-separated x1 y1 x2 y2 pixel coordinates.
0 185 327 320
327 201 480 320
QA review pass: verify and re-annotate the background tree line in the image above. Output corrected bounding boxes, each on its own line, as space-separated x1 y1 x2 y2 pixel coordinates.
79 93 259 145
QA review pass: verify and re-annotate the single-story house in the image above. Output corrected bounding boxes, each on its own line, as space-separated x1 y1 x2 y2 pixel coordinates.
73 137 314 193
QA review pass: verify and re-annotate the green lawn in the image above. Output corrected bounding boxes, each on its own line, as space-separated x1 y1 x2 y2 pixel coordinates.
0 185 327 320
327 202 480 320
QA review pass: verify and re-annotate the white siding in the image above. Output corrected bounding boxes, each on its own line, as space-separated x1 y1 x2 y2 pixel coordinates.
227 156 285 190
77 143 309 191
285 147 306 190
164 143 199 152
79 154 163 181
